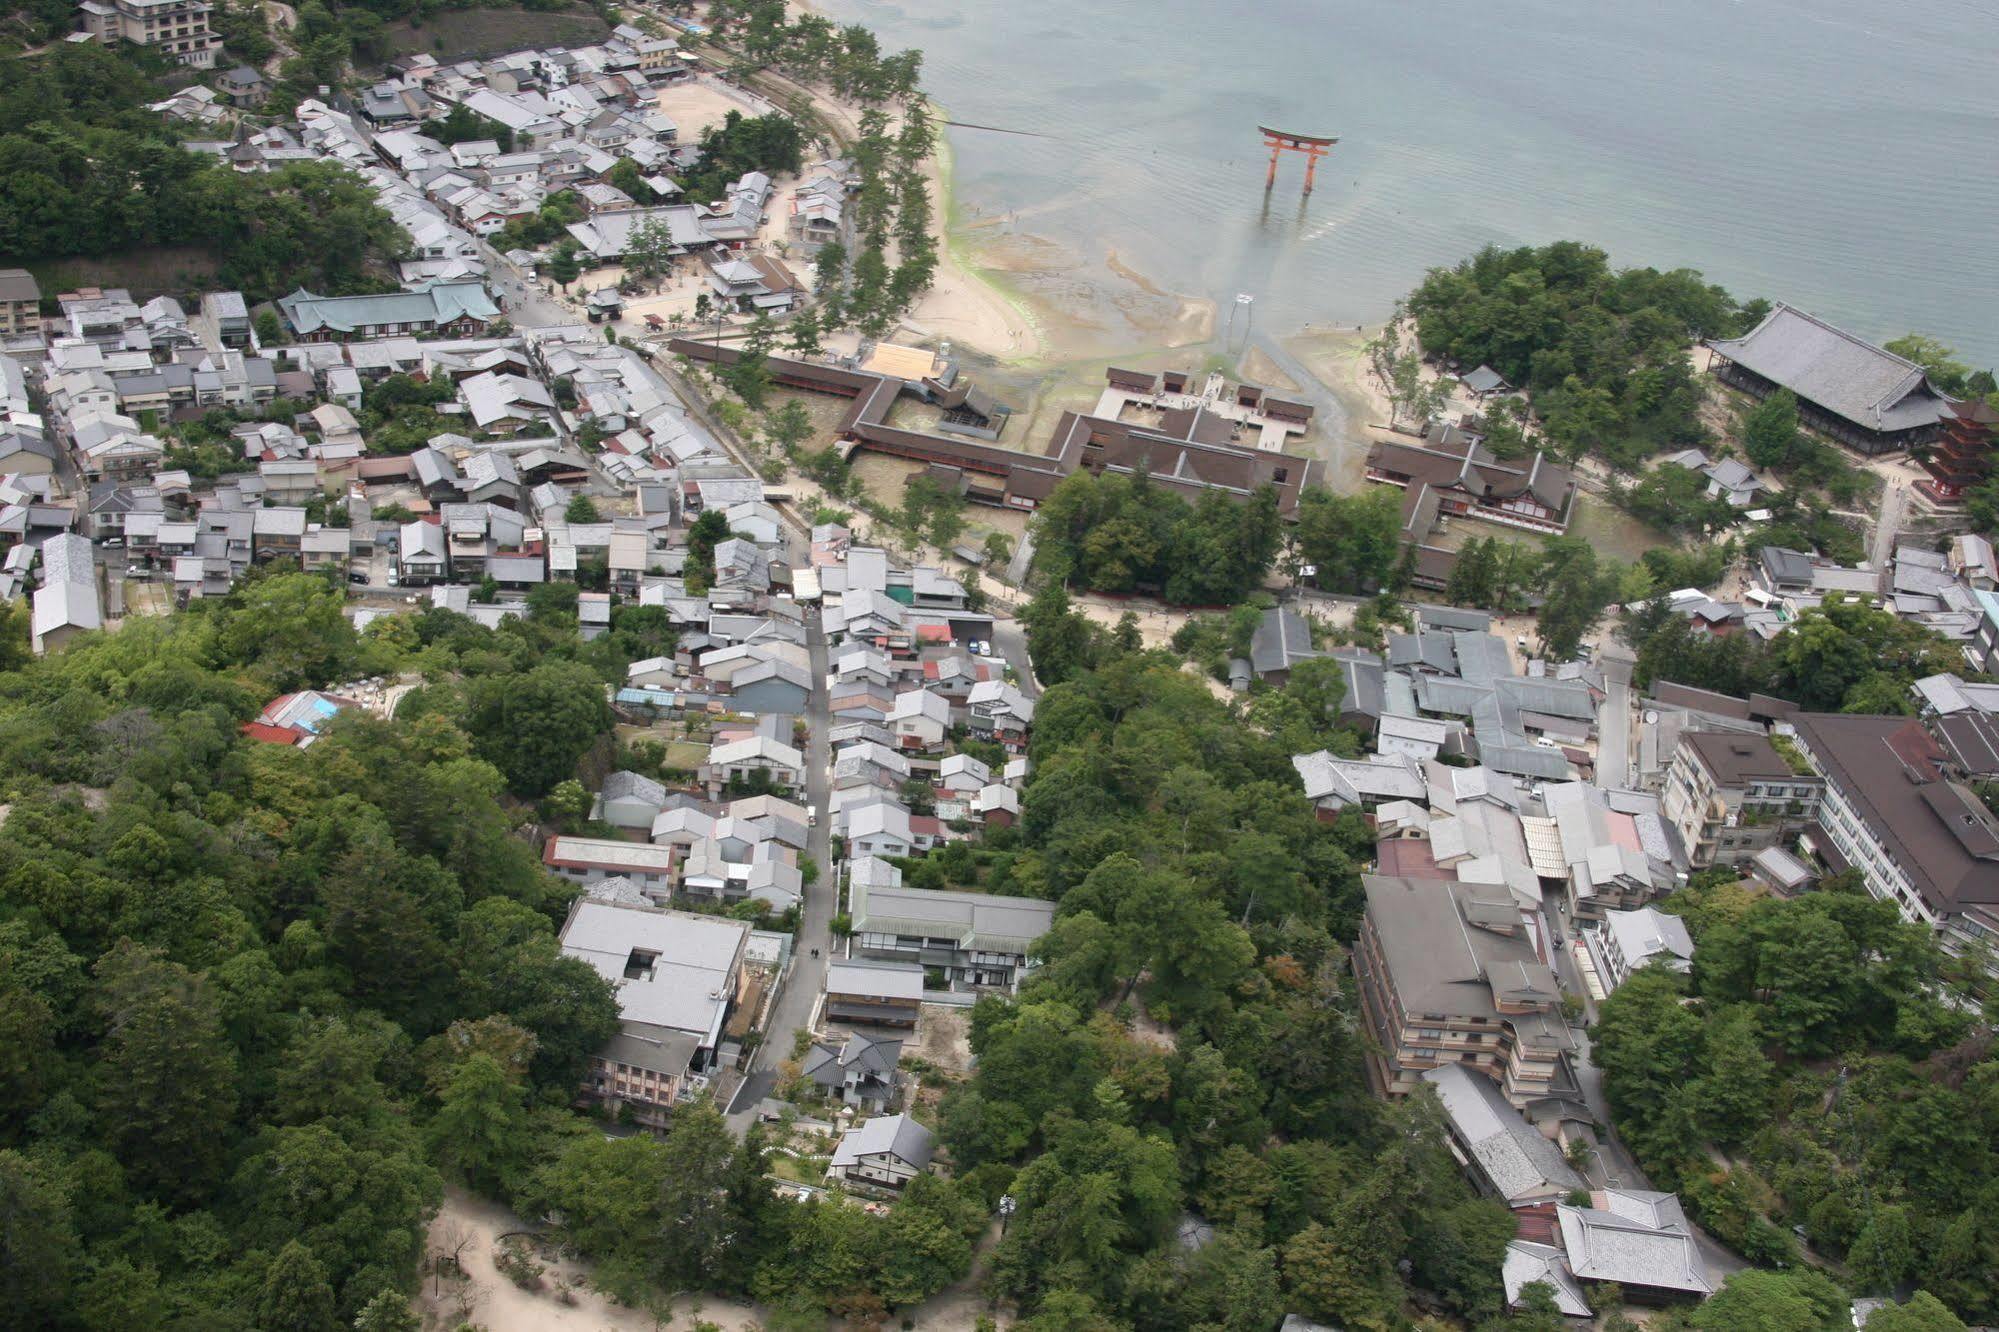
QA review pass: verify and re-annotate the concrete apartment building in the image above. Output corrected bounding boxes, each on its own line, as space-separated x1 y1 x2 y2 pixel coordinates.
0 270 41 337
1660 731 1822 868
77 0 222 67
1790 712 1999 963
1353 874 1575 1111
557 895 750 1129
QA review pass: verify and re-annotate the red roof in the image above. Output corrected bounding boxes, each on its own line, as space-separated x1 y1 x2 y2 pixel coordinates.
1375 838 1448 879
910 814 945 838
241 722 303 745
915 624 951 643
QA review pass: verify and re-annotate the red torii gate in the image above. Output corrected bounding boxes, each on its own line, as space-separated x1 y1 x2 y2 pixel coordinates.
1259 125 1339 194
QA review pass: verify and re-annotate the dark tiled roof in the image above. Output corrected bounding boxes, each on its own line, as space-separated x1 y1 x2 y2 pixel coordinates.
1791 712 1999 914
1682 732 1798 787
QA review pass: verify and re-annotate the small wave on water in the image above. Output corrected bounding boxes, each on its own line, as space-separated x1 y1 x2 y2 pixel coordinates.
823 0 1999 362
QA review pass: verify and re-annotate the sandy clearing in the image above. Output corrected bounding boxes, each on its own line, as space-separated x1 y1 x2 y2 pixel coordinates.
901 117 1046 362
421 1188 765 1332
655 74 776 145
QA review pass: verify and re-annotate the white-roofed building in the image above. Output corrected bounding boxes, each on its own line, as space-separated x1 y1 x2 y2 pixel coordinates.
31 532 102 655
1421 1064 1584 1208
1502 1241 1592 1319
558 897 750 1126
1584 906 1695 994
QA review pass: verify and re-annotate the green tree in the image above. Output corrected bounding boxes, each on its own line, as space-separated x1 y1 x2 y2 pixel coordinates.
1742 388 1802 468
564 494 601 523
787 307 823 355
813 241 848 324
92 942 240 1202
461 660 612 796
623 214 678 285
686 509 731 596
1535 538 1622 660
1295 487 1405 594
428 1053 532 1194
216 570 357 689
1884 335 1975 398
351 1287 423 1332
547 245 582 291
258 1240 339 1332
1691 1268 1849 1332
654 1105 741 1292
1863 1293 1972 1332
765 399 814 456
1850 1203 1918 1294
0 1151 75 1326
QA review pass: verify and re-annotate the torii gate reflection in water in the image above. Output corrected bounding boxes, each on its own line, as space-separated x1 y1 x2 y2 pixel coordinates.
1259 125 1339 194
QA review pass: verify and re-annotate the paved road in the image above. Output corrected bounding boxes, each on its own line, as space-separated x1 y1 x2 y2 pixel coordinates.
989 615 1039 700
1546 880 1746 1285
1870 477 1910 572
1594 650 1634 790
727 595 833 1132
478 240 575 328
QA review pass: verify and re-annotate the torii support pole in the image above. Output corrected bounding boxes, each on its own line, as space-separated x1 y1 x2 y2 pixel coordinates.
1259 125 1340 196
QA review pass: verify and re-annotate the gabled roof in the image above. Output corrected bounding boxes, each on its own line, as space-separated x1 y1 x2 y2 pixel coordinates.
830 1113 933 1170
278 282 499 334
848 878 1056 954
1556 1191 1712 1295
1708 303 1951 435
1422 1063 1583 1205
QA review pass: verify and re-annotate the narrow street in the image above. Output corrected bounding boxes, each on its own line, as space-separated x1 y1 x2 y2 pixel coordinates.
1869 475 1910 572
1594 649 1634 790
478 240 575 328
727 607 832 1131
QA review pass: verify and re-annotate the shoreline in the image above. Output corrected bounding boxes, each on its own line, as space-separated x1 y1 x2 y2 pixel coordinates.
899 100 1047 363
758 2 1382 441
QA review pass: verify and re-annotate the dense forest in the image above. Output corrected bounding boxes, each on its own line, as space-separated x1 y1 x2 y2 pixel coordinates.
0 570 703 1329
1407 241 1762 468
0 43 406 298
1594 875 1999 1324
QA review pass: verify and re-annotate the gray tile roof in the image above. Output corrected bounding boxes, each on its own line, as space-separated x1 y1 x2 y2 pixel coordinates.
1709 303 1950 436
1250 606 1320 676
1556 1191 1712 1295
830 1113 933 1170
1422 1063 1583 1204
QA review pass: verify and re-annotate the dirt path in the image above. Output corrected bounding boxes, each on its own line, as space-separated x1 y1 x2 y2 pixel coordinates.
421 1188 765 1332
423 1186 1014 1331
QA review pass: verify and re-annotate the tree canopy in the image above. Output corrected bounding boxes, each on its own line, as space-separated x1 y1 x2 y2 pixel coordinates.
1031 470 1283 606
921 645 1517 1325
1593 882 1999 1319
1408 241 1761 466
0 576 641 1328
0 44 405 299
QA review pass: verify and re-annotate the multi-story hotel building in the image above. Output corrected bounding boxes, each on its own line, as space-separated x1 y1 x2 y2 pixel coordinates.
78 0 222 67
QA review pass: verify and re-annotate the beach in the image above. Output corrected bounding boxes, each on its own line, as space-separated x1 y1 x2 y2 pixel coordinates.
900 114 1046 361
731 1 1392 490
